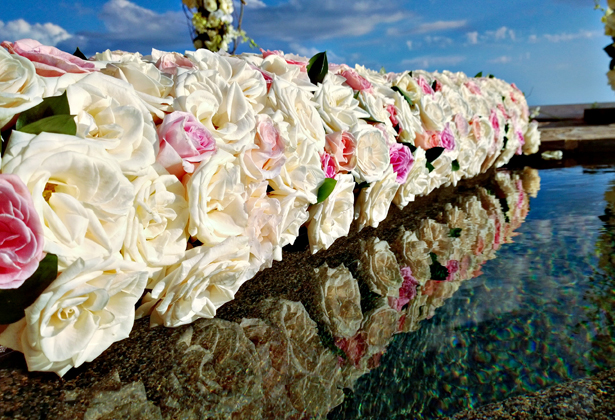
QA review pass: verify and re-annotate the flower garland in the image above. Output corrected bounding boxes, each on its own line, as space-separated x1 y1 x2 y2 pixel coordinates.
0 38 540 376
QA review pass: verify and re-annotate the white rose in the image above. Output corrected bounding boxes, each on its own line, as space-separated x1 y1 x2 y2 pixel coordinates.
122 165 189 269
307 173 355 253
522 120 540 155
267 78 326 149
0 257 147 376
2 131 135 269
186 149 247 246
391 71 422 105
102 54 174 122
66 72 158 176
0 47 44 129
351 125 390 184
274 190 311 248
391 91 423 143
260 55 314 91
393 147 429 209
419 92 451 132
392 228 431 285
138 237 251 327
244 181 283 272
425 151 452 195
354 165 399 230
441 85 472 120
173 69 255 155
92 49 142 62
315 262 363 338
186 49 267 113
313 78 369 133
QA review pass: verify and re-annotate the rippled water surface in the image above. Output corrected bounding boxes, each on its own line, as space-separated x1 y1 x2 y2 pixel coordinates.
330 165 615 419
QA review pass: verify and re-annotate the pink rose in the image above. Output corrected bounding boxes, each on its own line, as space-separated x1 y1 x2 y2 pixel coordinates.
324 131 357 172
386 104 401 131
243 115 286 180
0 174 45 289
156 111 216 179
433 79 443 92
155 52 195 76
320 152 337 178
388 266 418 311
417 76 434 95
339 67 373 92
1 39 96 77
465 80 482 96
335 333 367 367
490 109 500 140
446 260 459 281
454 114 469 138
515 130 525 155
497 103 509 120
414 130 441 150
470 116 482 140
389 143 414 184
440 123 456 151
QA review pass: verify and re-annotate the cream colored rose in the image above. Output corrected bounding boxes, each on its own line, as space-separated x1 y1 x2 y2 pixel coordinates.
138 237 251 327
186 49 267 113
354 165 399 230
394 147 429 209
122 165 188 269
2 131 135 269
523 120 540 155
0 46 44 129
392 228 431 285
417 219 454 262
66 72 158 176
521 167 540 198
244 181 283 272
173 69 255 155
186 149 247 246
307 173 355 253
361 304 400 348
391 71 422 104
359 237 403 297
315 262 363 338
267 78 326 149
259 55 314 91
273 190 311 248
351 125 390 184
102 54 174 122
0 257 147 376
419 92 450 132
313 78 369 133
391 90 423 143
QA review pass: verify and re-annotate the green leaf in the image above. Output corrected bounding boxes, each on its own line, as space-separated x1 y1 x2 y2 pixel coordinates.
353 90 360 100
355 181 370 190
451 159 460 172
391 86 414 107
449 228 462 238
431 80 438 91
16 92 72 131
19 114 77 136
379 66 386 74
488 74 495 79
426 162 435 173
0 253 58 324
425 146 444 163
73 47 87 60
474 71 483 78
316 178 337 203
429 253 449 280
401 141 416 154
307 51 328 85
502 136 508 150
361 116 384 124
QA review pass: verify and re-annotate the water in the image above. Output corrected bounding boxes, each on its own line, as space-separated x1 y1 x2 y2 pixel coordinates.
329 165 615 419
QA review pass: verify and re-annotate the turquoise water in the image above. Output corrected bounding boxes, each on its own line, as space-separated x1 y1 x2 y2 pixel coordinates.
329 165 615 419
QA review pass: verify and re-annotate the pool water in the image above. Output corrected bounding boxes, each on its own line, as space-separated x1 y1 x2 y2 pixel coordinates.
329 165 615 419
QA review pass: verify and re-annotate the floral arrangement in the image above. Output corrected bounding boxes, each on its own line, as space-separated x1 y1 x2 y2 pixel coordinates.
596 0 615 90
0 37 540 376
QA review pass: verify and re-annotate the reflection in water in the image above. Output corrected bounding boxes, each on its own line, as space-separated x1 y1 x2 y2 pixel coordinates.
149 168 537 419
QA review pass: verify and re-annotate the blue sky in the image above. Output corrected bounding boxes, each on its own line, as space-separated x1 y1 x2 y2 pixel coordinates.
1 0 612 105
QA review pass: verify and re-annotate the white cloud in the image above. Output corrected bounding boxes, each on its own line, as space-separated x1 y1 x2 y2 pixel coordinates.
244 0 266 9
543 30 600 42
466 26 516 44
0 19 72 46
413 20 467 34
406 40 413 50
489 55 512 64
466 31 478 45
424 35 453 48
528 34 538 43
289 43 319 57
243 0 410 42
401 55 466 69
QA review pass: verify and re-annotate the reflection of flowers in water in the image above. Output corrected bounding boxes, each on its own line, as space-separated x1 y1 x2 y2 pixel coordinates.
393 228 432 285
359 237 403 297
315 262 363 339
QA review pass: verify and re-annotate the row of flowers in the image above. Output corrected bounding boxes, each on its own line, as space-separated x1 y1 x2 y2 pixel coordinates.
0 38 540 376
104 168 538 419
